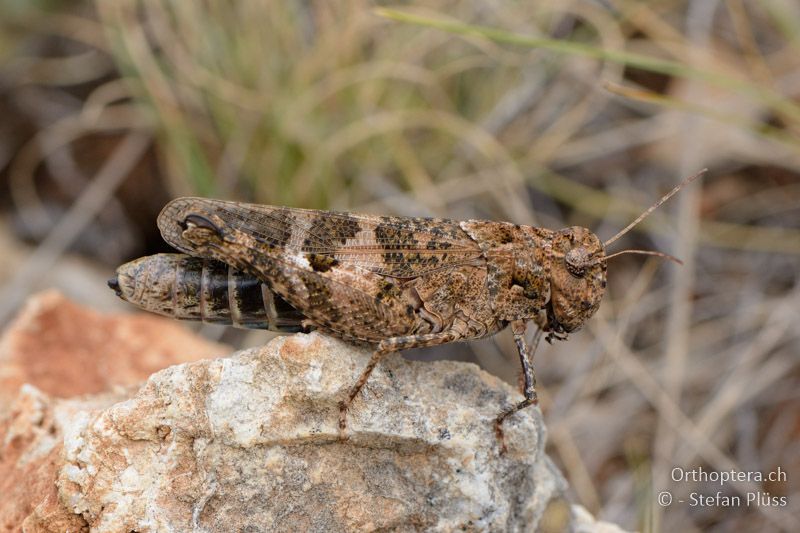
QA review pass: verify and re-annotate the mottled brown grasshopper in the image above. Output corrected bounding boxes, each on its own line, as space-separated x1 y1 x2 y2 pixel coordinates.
110 170 704 450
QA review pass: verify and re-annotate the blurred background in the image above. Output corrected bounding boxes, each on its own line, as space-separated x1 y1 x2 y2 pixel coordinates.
0 1 797 531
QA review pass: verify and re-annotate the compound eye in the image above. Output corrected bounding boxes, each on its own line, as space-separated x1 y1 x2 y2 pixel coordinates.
565 247 588 278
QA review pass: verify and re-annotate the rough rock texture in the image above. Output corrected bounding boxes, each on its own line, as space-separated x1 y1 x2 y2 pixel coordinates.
0 291 227 532
0 290 228 409
0 293 628 532
58 331 565 531
0 384 120 531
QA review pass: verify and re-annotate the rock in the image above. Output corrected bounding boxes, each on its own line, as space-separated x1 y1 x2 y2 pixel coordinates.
0 293 628 532
57 332 565 532
0 291 227 532
0 384 119 532
0 290 228 409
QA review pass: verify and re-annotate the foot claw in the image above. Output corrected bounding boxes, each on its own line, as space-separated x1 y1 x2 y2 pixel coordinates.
494 418 508 455
338 400 349 440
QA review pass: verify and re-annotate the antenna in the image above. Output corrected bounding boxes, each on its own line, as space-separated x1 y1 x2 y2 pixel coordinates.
603 169 707 248
593 249 683 266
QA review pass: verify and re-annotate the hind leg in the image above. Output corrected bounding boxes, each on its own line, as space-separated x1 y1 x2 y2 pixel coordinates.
338 330 461 437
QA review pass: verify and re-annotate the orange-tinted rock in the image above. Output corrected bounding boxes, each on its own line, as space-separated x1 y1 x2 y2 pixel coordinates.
0 290 228 409
0 292 227 531
0 385 120 532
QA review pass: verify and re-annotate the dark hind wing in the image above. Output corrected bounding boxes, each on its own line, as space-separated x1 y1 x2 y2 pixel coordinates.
158 198 482 279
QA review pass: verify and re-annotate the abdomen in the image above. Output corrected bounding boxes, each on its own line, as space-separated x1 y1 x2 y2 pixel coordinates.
110 253 309 333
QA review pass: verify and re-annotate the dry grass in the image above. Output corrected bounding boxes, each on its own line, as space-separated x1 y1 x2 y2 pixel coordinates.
1 1 798 531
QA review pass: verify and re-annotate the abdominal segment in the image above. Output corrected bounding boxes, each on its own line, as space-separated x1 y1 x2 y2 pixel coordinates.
111 253 310 333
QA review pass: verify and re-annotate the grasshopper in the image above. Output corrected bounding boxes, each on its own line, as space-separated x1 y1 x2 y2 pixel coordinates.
110 170 704 450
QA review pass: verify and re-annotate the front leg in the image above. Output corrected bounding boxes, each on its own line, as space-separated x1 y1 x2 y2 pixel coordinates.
339 330 461 438
494 320 542 453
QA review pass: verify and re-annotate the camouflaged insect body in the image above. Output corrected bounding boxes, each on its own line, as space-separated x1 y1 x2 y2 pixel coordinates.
111 197 611 447
112 170 702 448
153 198 608 346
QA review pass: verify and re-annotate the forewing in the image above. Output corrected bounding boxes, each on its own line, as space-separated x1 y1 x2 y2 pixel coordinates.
158 216 415 340
158 198 483 279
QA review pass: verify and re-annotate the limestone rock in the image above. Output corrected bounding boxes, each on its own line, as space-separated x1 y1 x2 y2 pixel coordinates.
0 291 226 532
0 290 228 409
58 332 565 531
0 384 122 532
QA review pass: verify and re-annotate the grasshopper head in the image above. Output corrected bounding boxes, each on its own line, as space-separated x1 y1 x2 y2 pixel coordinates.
547 226 607 333
543 170 705 334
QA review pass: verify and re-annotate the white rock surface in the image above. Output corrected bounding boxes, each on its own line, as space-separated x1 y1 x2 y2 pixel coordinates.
59 332 565 531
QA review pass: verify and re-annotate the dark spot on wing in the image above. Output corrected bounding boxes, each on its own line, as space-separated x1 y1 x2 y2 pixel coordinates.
306 253 339 272
303 213 361 249
375 280 401 302
425 240 453 250
268 208 295 247
374 222 419 265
